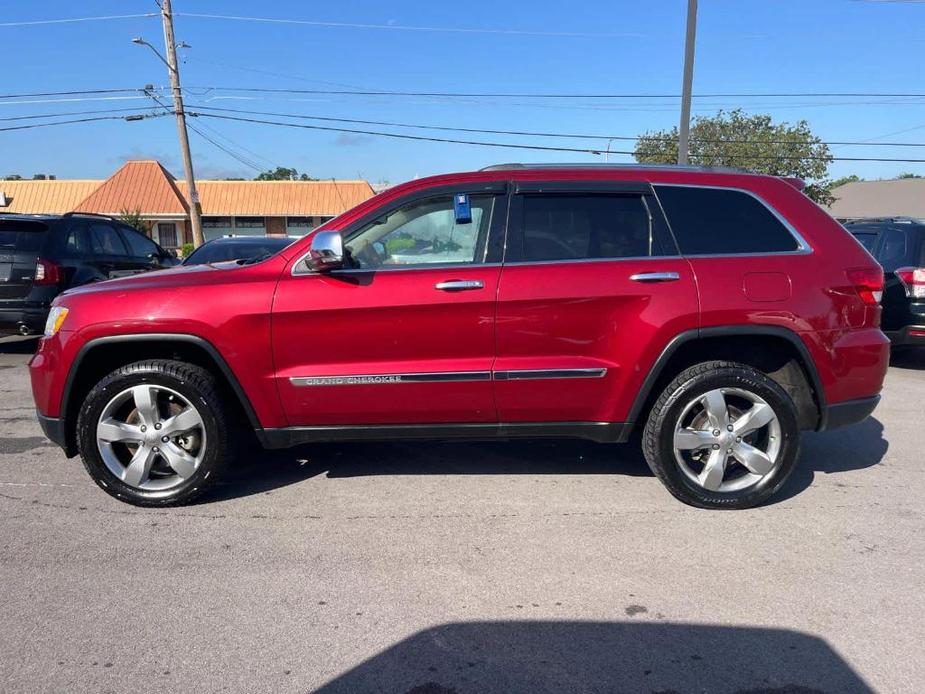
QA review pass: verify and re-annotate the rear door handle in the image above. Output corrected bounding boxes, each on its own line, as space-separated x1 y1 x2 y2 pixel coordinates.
435 280 484 291
629 272 681 283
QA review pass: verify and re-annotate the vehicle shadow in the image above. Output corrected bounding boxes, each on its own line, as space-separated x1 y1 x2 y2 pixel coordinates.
0 335 39 355
205 416 888 505
775 416 888 504
206 436 652 503
889 347 925 371
312 620 872 693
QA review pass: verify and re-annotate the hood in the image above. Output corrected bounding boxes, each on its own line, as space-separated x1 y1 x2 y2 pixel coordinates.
60 261 243 298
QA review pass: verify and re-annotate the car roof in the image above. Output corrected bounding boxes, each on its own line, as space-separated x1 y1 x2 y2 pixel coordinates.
202 236 292 245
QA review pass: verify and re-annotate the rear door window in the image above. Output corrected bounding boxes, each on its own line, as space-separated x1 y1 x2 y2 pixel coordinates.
518 194 658 261
88 223 129 257
655 185 801 255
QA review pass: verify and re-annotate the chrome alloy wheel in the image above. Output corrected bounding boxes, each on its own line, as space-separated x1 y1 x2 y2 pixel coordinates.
672 387 782 493
96 384 207 491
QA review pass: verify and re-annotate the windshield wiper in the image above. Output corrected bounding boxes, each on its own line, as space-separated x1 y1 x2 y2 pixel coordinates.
237 252 272 266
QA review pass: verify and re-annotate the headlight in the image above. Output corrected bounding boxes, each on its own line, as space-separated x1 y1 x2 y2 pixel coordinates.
44 306 69 337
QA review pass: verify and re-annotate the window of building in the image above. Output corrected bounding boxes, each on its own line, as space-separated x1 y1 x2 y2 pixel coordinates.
156 223 178 248
235 217 266 230
655 185 801 255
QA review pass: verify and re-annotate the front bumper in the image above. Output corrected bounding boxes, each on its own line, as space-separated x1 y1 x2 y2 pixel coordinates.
819 395 881 431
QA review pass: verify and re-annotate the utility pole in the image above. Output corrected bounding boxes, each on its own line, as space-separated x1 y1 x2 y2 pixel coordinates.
677 0 698 166
159 0 203 247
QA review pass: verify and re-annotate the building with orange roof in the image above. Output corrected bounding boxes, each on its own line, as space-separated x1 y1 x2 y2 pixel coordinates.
0 160 375 249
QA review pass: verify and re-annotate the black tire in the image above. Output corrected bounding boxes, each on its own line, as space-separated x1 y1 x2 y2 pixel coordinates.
76 359 230 506
642 360 801 510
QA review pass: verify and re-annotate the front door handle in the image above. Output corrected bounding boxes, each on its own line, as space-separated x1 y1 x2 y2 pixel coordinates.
629 272 681 283
435 279 484 291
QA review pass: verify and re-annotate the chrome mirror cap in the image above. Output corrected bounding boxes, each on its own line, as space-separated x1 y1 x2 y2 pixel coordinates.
308 231 344 271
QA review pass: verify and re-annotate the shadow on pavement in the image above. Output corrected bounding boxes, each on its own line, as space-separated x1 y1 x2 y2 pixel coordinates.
313 621 871 694
206 437 652 503
775 416 888 503
0 335 39 355
205 413 888 505
889 347 925 371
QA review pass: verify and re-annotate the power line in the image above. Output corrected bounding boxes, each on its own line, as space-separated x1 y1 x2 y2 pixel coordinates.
190 112 925 163
191 112 618 156
184 85 925 99
0 113 167 133
146 90 268 173
0 13 157 27
0 106 168 122
188 104 925 149
172 12 646 39
0 88 147 99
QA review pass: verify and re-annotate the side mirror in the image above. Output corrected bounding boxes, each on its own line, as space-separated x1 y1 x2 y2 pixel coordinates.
308 231 344 271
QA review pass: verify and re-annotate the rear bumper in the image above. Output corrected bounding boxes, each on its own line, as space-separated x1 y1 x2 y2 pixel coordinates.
0 306 47 334
884 326 925 347
36 411 75 456
818 395 881 432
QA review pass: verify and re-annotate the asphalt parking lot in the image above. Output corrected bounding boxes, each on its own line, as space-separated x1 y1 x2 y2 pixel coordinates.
1 335 923 694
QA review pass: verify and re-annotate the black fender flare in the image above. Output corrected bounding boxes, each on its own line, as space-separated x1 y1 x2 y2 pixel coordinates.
625 325 826 429
61 333 265 445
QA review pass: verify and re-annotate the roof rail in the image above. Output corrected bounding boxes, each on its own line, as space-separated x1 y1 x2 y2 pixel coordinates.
62 211 118 221
844 216 925 225
480 162 750 174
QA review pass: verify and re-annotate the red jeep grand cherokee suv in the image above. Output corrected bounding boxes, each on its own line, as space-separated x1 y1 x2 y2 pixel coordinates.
29 164 889 509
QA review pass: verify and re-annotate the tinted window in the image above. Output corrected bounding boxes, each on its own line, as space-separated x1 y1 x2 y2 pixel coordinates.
88 223 128 256
849 231 879 253
0 220 47 252
64 224 92 257
519 194 657 261
345 195 493 269
878 228 910 270
184 238 291 265
121 228 159 258
655 186 800 255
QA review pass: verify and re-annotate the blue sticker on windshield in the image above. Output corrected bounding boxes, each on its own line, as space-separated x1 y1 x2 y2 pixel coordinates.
454 193 472 224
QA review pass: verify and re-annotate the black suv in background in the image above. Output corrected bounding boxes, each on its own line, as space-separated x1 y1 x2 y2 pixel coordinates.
846 217 925 348
0 213 178 336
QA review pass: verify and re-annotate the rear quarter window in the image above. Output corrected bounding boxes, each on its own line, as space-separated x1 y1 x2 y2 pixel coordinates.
654 185 801 256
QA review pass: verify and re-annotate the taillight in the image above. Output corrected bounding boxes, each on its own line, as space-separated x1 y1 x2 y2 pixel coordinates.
895 267 925 299
34 258 62 286
846 266 884 306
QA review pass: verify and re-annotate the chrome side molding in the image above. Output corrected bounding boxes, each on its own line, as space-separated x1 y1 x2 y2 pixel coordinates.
290 368 607 387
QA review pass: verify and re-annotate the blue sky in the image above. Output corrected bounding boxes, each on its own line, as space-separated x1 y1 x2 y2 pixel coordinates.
2 0 924 184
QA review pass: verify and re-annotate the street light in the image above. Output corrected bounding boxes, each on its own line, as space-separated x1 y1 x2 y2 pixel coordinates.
132 37 173 72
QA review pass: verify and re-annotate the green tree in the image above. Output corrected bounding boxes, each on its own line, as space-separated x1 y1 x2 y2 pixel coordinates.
828 174 863 189
634 109 835 205
254 167 316 181
897 172 923 179
118 208 148 234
